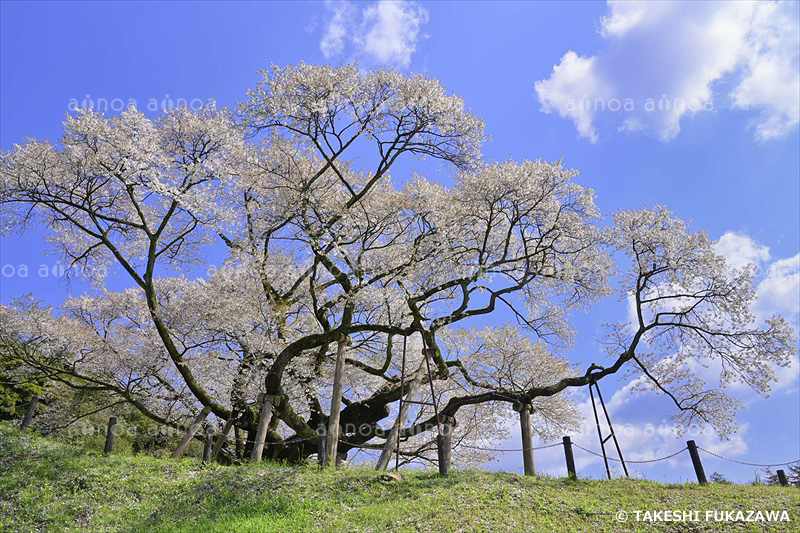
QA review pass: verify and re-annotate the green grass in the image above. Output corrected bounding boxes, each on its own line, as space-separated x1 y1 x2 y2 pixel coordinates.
1 423 797 532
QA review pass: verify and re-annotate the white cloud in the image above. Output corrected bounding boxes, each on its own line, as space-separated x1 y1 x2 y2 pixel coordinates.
534 52 610 143
320 0 355 59
732 1 800 140
714 231 771 270
319 0 428 68
714 233 798 394
754 253 800 321
357 0 428 67
535 1 800 142
713 232 799 322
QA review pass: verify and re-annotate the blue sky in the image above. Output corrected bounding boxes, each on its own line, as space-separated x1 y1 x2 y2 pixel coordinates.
1 1 798 483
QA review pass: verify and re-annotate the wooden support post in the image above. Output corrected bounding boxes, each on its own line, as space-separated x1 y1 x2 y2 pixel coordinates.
376 357 428 471
251 394 279 461
336 450 347 467
202 426 214 463
234 426 243 459
104 416 117 455
563 436 577 479
376 390 414 471
514 402 535 476
686 440 707 485
244 427 255 458
440 415 454 474
210 417 235 463
777 469 789 486
171 406 212 459
436 434 447 477
20 396 39 431
325 336 349 468
318 426 327 467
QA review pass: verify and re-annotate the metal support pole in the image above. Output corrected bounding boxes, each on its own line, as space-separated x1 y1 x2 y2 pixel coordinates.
593 381 628 478
589 382 611 479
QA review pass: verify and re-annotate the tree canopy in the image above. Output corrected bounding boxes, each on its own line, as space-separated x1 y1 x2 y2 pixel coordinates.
1 64 794 465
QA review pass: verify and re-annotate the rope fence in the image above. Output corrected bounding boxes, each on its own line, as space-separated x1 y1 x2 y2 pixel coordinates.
443 435 798 484
696 446 798 468
459 440 688 464
15 394 799 486
246 437 799 479
460 442 564 453
572 443 689 464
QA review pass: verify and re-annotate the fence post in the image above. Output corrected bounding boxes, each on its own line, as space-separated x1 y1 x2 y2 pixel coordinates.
202 426 214 463
514 401 535 476
171 406 212 459
686 440 707 485
20 396 39 431
777 469 789 486
325 336 350 468
104 416 117 455
563 436 577 479
251 394 279 461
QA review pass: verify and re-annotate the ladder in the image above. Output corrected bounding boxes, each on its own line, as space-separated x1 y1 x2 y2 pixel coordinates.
394 334 446 474
588 367 629 479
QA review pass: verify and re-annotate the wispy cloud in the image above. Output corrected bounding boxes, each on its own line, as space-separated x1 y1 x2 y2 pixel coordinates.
319 0 428 69
535 1 800 142
320 1 356 59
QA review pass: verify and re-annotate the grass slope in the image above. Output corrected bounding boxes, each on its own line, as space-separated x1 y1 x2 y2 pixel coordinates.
1 423 797 532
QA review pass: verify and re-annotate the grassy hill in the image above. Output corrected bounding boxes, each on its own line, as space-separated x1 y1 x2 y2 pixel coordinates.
1 423 797 532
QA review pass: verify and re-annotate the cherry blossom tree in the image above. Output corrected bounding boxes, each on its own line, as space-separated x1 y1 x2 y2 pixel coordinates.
1 64 794 465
